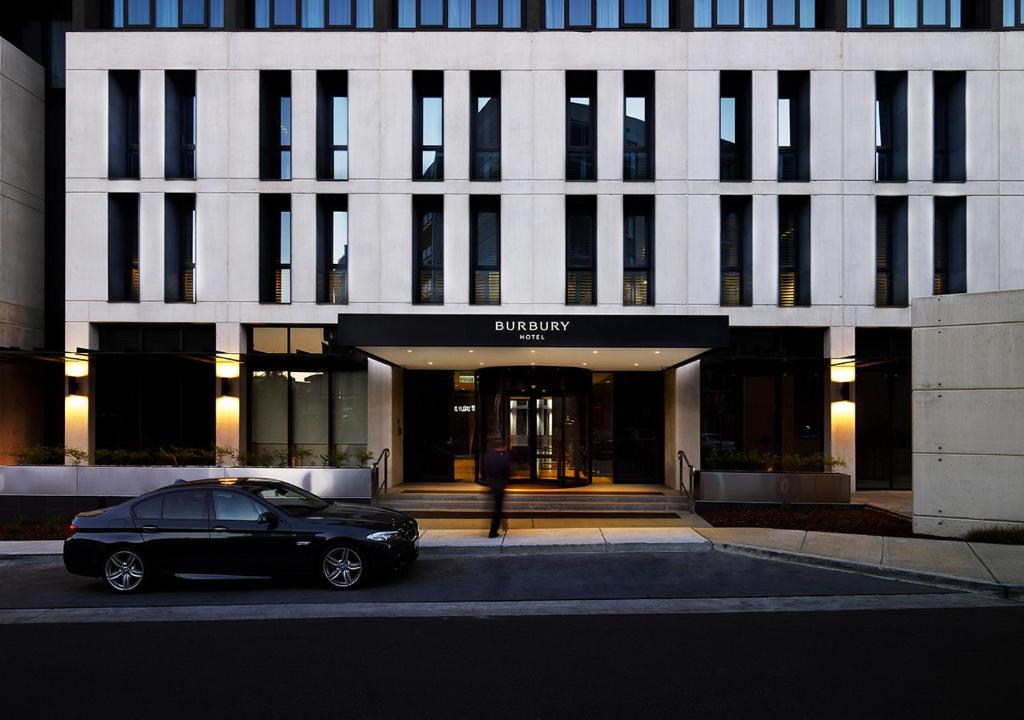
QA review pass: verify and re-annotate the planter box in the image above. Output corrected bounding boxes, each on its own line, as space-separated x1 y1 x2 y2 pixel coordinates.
0 465 373 500
697 471 851 504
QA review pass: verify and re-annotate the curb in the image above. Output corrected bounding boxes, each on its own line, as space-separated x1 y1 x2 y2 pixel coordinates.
716 543 1024 601
419 541 712 556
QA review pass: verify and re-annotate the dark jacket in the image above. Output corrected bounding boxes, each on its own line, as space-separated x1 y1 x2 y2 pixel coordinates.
482 450 511 489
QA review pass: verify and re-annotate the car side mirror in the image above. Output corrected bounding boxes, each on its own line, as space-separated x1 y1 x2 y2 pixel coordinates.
258 511 279 528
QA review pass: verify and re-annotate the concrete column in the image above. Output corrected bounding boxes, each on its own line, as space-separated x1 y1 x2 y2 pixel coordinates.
444 193 470 306
751 70 778 182
291 70 317 180
597 193 623 306
597 70 623 182
444 71 469 181
827 328 857 492
907 71 932 183
215 323 244 467
291 192 316 303
368 359 402 487
752 194 778 306
139 70 165 179
64 323 97 461
665 361 701 492
139 192 164 303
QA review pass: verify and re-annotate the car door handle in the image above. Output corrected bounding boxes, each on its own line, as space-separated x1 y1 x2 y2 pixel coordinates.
212 526 228 533
140 525 158 533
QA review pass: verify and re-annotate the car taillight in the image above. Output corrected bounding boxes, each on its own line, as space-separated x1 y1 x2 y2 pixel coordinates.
67 523 78 538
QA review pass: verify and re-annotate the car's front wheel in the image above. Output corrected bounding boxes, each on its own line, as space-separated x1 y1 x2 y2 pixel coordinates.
102 547 148 593
320 544 366 590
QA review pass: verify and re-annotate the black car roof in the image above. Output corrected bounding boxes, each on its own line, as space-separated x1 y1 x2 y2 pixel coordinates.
158 477 284 491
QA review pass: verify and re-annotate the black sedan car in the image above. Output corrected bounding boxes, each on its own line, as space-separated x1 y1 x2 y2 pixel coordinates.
64 478 419 593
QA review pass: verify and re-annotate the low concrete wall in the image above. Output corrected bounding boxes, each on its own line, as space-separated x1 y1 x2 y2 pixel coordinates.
912 290 1024 538
698 471 851 503
0 466 373 499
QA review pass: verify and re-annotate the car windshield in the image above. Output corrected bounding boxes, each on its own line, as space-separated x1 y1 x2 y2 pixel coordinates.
247 483 330 517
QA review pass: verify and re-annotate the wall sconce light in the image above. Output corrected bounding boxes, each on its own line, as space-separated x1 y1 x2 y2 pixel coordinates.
840 382 851 402
220 376 239 398
65 353 89 399
830 359 856 384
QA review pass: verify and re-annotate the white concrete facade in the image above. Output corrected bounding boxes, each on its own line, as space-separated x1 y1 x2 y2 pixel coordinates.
912 290 1024 538
62 30 1024 485
0 39 46 462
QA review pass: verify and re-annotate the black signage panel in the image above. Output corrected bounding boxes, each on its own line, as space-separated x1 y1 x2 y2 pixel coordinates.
336 314 729 349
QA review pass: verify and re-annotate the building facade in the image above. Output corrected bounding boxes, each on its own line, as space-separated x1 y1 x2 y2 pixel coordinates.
57 0 1024 495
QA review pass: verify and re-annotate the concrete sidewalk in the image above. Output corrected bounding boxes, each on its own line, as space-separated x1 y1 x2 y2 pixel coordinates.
3 528 1022 597
696 528 1024 598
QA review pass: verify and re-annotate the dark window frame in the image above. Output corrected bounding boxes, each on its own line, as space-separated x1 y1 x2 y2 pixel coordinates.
933 195 967 295
1010 0 1024 28
108 193 141 303
720 195 752 307
565 195 597 305
316 71 349 181
470 71 502 181
777 70 810 183
259 194 293 305
165 70 197 180
875 196 909 308
933 70 966 183
414 195 445 304
720 70 752 182
260 71 293 181
109 70 141 180
623 70 655 182
566 70 598 182
777 194 812 307
694 0 817 29
110 0 225 29
849 0 963 30
875 71 908 183
413 71 445 181
545 0 674 29
316 194 349 304
470 195 502 305
164 193 198 304
623 195 655 306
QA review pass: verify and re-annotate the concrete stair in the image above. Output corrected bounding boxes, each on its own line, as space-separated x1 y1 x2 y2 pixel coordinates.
376 491 691 514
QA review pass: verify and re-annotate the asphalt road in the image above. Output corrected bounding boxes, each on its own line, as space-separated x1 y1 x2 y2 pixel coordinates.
0 551 943 609
2 608 1020 719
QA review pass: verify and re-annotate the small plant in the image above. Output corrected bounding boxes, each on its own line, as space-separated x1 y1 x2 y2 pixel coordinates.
65 448 90 466
292 447 315 467
320 448 351 467
703 449 846 473
355 449 374 467
236 448 289 468
12 446 87 466
215 445 238 467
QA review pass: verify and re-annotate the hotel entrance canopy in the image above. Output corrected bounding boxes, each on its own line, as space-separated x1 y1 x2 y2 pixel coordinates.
336 314 729 371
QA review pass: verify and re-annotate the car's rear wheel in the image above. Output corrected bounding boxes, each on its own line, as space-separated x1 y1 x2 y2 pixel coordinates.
320 544 366 590
102 548 147 593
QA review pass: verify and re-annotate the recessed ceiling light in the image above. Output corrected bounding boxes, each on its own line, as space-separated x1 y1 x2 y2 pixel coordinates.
582 362 588 366
427 361 433 365
654 350 661 355
633 362 639 367
468 349 474 353
530 350 536 354
479 362 484 366
531 362 536 366
592 350 599 354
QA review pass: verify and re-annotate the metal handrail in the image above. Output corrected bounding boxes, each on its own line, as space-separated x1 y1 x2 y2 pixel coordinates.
371 448 390 498
677 450 697 514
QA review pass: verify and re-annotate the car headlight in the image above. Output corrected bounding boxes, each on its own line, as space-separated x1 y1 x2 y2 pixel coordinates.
367 530 401 543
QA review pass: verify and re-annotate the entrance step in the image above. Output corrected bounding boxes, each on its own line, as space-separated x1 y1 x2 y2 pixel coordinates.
376 491 691 514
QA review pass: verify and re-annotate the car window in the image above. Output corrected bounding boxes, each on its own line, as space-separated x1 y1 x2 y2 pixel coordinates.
251 484 329 516
212 491 266 522
163 490 207 520
133 495 163 520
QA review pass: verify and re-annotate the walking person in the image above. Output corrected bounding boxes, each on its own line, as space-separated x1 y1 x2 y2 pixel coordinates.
483 439 511 538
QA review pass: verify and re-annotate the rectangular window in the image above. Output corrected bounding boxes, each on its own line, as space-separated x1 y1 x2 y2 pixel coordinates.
623 71 654 182
875 71 908 183
933 196 967 295
778 195 811 307
259 195 292 304
1006 0 1023 27
165 70 197 180
109 70 140 179
720 71 751 182
470 71 501 181
164 194 197 303
777 71 810 183
720 195 752 307
850 0 963 29
317 71 348 181
108 193 140 302
566 71 597 181
623 196 654 306
414 71 444 181
317 195 349 304
113 0 224 28
875 196 909 308
260 71 292 181
414 195 445 304
566 196 596 305
934 71 966 183
471 196 501 305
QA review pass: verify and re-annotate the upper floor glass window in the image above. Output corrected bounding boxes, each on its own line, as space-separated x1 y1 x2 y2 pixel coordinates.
1005 0 1024 27
566 71 597 181
546 0 670 28
414 196 445 304
317 195 349 304
111 0 225 28
259 71 292 181
255 0 374 28
471 71 501 181
875 71 908 183
695 0 815 28
165 70 197 180
397 0 522 28
720 71 751 182
848 0 963 28
109 70 140 180
623 196 654 306
414 71 444 181
471 196 501 305
317 71 348 181
566 196 596 305
259 195 292 304
624 71 654 181
777 71 809 182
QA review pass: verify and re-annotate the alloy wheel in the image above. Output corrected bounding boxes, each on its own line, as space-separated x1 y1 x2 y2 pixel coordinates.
103 549 146 592
322 546 364 589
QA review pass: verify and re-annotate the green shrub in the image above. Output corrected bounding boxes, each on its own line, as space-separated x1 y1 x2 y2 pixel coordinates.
320 448 351 467
703 449 846 473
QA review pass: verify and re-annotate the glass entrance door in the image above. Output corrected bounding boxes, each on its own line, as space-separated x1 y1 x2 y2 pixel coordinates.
480 368 590 486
